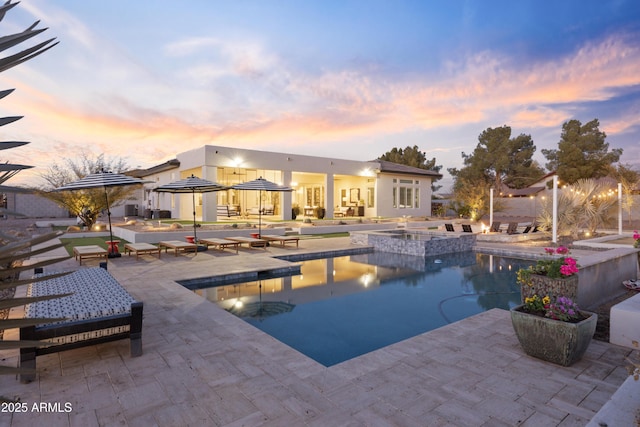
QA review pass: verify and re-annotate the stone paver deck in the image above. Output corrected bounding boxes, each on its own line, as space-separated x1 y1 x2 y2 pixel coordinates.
1 236 635 426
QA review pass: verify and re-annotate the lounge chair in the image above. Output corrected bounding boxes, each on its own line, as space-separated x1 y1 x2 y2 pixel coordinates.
73 245 108 265
522 225 532 234
531 225 540 233
261 234 300 247
506 222 519 234
489 222 501 233
199 238 241 253
444 223 455 232
226 236 268 249
158 240 198 256
461 224 473 233
124 243 161 260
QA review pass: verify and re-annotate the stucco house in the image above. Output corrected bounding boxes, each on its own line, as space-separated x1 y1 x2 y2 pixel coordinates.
132 145 442 221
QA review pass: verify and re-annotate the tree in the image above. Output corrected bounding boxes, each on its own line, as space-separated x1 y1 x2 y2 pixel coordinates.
609 163 640 225
449 125 544 191
542 119 622 184
378 145 443 193
37 152 136 229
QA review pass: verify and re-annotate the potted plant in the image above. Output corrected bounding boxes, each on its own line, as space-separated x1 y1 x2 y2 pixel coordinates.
511 294 597 366
314 206 325 219
516 246 579 303
291 205 300 220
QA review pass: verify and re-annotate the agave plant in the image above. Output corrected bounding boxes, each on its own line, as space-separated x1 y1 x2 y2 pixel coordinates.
537 178 618 238
0 2 65 401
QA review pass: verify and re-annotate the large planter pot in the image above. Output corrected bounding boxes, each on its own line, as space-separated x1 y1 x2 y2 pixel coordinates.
510 304 597 366
520 273 578 304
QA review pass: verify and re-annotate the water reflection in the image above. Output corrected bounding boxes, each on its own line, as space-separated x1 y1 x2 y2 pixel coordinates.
192 252 535 366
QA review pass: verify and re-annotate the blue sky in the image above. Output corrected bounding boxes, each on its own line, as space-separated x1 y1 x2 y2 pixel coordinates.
1 0 639 190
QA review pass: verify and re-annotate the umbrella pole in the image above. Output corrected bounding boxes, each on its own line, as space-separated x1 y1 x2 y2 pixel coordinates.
104 187 120 259
258 190 262 238
192 190 197 242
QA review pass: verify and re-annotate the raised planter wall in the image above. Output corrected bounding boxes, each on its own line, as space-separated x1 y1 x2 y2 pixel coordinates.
575 248 638 309
350 229 476 257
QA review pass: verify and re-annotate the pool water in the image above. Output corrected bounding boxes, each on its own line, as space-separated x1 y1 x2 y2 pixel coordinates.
193 251 533 366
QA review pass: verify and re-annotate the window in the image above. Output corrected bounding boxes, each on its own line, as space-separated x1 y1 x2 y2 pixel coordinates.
367 187 374 208
393 179 420 209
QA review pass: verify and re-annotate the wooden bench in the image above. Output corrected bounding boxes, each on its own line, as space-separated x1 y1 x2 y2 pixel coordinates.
158 240 198 256
72 245 108 265
20 267 143 383
199 238 241 253
124 243 161 260
261 235 300 247
226 236 268 249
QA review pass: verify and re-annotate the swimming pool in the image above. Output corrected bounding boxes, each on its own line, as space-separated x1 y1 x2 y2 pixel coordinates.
192 251 533 366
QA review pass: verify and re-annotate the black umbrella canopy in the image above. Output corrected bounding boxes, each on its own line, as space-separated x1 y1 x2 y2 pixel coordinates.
231 177 293 192
154 174 228 242
231 177 293 238
55 170 149 258
154 174 228 193
55 170 148 191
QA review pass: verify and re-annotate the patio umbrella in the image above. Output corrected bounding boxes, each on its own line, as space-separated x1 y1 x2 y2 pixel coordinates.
153 174 228 245
231 177 293 238
55 170 149 258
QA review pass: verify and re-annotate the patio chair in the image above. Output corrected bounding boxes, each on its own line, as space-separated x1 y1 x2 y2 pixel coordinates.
506 222 519 234
489 222 501 233
522 225 532 234
461 224 473 233
444 223 455 232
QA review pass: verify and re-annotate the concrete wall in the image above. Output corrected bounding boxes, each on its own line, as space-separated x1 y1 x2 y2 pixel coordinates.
493 192 640 225
575 249 639 309
5 192 69 218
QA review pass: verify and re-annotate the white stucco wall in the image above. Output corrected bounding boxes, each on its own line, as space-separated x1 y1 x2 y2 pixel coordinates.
137 145 436 221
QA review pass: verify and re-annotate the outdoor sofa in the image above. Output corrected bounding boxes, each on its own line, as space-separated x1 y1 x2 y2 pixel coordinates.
20 266 143 383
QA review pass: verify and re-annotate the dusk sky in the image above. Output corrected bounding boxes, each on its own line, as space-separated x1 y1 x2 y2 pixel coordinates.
1 0 640 190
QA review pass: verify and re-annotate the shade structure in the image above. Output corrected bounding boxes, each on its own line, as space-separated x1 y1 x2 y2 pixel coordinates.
153 174 228 243
231 177 293 238
55 170 149 258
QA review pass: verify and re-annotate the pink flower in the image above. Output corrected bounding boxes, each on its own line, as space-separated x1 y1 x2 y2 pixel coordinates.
633 230 640 240
544 247 556 255
560 257 579 276
556 246 569 255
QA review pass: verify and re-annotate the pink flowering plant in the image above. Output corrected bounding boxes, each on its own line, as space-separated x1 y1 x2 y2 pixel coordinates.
633 230 640 248
516 246 579 286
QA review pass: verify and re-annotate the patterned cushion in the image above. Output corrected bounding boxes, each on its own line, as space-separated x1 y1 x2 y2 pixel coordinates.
26 267 136 325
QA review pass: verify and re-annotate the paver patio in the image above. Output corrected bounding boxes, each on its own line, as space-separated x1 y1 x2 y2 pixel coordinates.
0 236 635 426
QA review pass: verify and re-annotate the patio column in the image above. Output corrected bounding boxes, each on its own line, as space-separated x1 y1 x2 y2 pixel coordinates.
282 170 292 219
325 174 334 218
201 166 218 222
